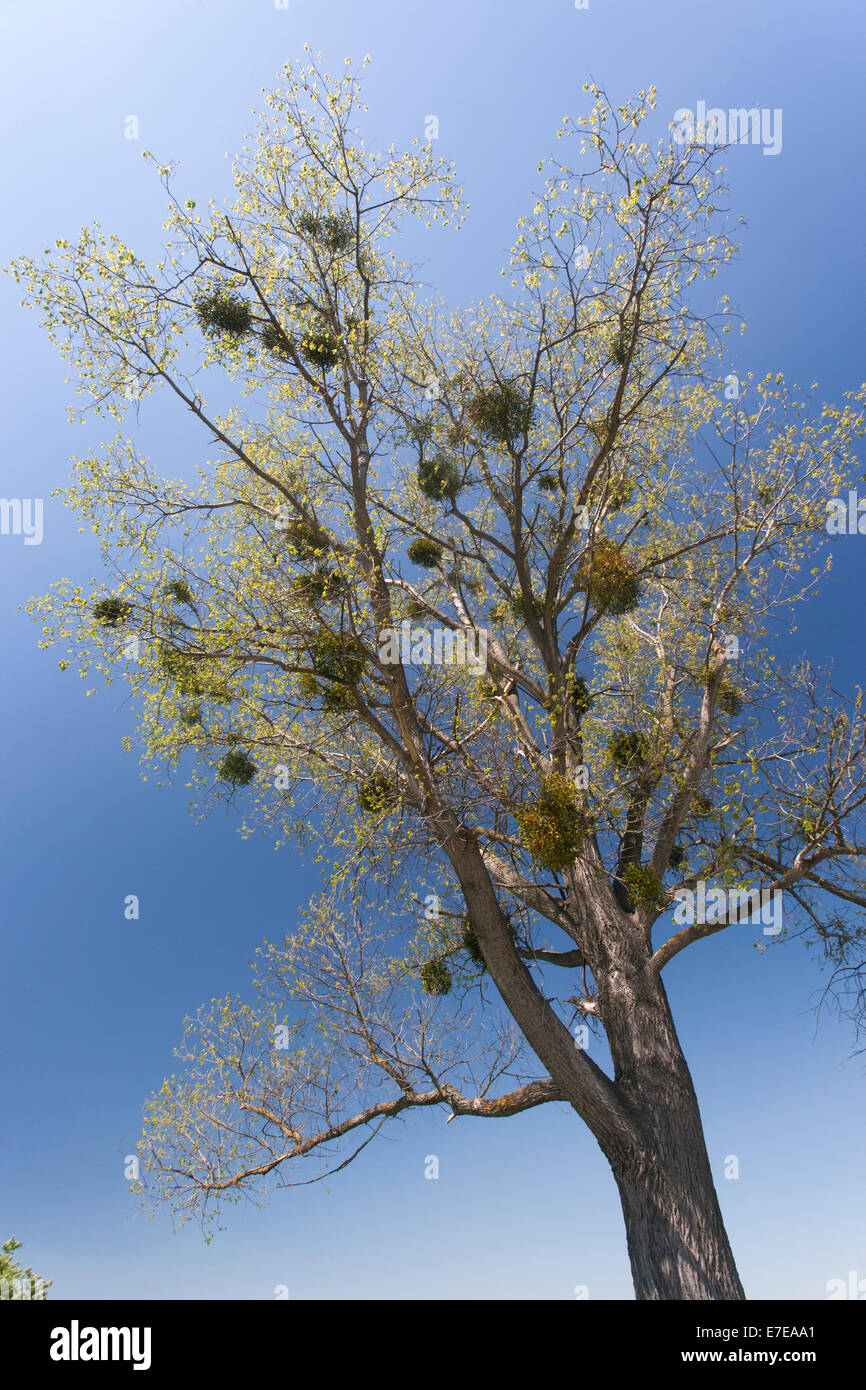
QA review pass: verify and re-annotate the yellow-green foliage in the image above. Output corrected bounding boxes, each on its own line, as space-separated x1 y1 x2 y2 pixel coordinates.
195 289 252 340
465 380 532 443
357 773 398 814
217 749 257 786
517 772 587 872
420 958 452 995
621 862 667 910
576 539 641 615
417 454 461 502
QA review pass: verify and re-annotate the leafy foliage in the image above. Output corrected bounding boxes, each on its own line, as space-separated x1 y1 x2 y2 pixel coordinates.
217 749 257 786
92 596 131 627
465 379 532 443
195 289 253 340
420 958 453 995
407 537 443 568
576 540 641 615
417 454 462 502
517 772 588 872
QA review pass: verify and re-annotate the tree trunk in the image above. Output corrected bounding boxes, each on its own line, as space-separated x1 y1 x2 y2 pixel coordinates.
602 957 746 1299
611 1114 745 1299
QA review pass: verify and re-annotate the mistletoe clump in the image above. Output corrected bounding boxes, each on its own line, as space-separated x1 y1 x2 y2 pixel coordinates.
460 913 516 969
407 537 444 568
195 290 252 340
157 642 231 704
283 519 330 561
417 454 462 503
420 958 452 996
299 325 340 370
621 863 667 911
297 210 354 254
668 843 686 870
609 324 632 367
607 475 634 511
569 674 594 720
217 749 257 786
261 323 292 356
179 703 203 728
538 472 561 494
517 772 587 873
289 567 347 605
299 631 364 711
716 682 743 717
509 592 544 624
357 773 398 815
608 729 650 770
164 579 194 607
156 642 202 697
465 379 532 444
587 417 610 448
92 595 132 628
575 540 641 615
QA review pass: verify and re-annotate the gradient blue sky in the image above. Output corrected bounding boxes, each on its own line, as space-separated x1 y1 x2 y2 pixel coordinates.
1 0 864 1300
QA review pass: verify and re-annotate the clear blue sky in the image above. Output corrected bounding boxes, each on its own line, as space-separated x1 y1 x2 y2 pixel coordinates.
1 0 864 1300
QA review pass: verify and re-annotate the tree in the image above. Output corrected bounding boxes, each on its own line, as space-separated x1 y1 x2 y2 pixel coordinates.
0 1238 51 1300
12 54 866 1299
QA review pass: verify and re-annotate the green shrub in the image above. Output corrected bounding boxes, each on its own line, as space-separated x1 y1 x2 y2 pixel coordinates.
575 540 641 615
417 454 462 502
93 596 132 628
621 862 667 910
608 729 650 769
420 959 452 996
261 323 292 356
517 772 587 873
164 579 194 607
195 290 252 340
466 380 532 444
299 327 340 370
407 537 444 568
358 773 398 815
217 749 257 786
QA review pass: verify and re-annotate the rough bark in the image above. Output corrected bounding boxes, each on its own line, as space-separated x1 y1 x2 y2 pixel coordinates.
449 832 746 1299
580 868 746 1299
